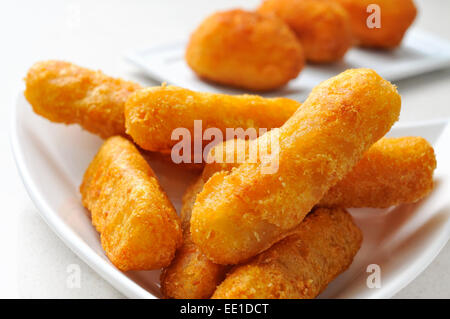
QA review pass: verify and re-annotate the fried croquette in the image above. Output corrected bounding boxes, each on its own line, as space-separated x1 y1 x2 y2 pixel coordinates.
25 60 141 138
204 136 436 208
190 68 401 265
320 137 436 208
202 138 252 181
124 85 301 153
336 0 417 48
161 177 229 299
80 136 182 271
180 178 205 235
212 207 362 299
258 0 353 63
185 9 305 91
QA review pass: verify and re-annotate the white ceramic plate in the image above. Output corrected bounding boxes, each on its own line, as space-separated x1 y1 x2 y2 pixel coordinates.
125 29 450 101
11 92 450 299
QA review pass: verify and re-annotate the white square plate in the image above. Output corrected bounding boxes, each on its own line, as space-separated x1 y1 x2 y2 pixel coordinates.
11 93 450 299
125 29 450 100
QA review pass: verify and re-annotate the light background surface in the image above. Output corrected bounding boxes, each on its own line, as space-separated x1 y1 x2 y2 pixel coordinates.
0 0 449 298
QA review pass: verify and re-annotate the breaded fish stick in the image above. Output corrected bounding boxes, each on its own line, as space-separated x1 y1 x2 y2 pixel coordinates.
212 207 362 299
204 136 436 208
191 69 401 265
161 177 229 299
80 136 182 271
124 85 301 153
25 60 141 138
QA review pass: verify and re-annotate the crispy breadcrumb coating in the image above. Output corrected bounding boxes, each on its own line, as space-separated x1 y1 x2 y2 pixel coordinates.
204 136 436 208
202 138 251 181
336 0 417 48
320 137 436 208
179 178 205 232
190 69 400 265
161 177 229 299
212 208 362 299
259 0 353 63
125 85 300 153
185 9 305 91
25 60 141 138
80 136 182 271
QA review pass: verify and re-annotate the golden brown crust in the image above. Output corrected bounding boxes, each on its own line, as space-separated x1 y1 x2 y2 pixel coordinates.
161 177 229 299
161 237 229 299
125 85 300 153
259 0 353 63
80 136 182 271
212 208 362 299
190 68 400 265
141 150 205 172
180 177 205 232
204 136 436 208
25 60 141 138
319 137 436 208
185 9 305 91
336 0 417 48
202 138 251 182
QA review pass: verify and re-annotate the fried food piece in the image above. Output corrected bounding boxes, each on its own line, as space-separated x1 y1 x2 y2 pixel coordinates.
185 9 305 91
258 0 353 63
335 0 417 48
202 138 252 181
80 136 182 271
142 150 205 172
161 177 229 299
180 178 205 232
191 69 400 265
212 207 362 299
320 136 436 208
25 60 141 138
125 85 301 153
204 136 436 208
